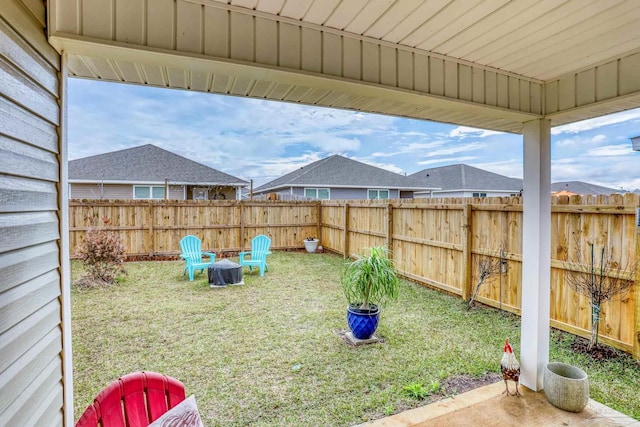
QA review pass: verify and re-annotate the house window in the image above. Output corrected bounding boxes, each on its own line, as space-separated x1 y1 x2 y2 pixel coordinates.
304 188 329 200
368 189 389 199
193 188 208 200
134 186 165 199
472 192 487 198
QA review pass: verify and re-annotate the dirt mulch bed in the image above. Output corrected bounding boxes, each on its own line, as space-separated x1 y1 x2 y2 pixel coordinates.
570 337 619 360
440 372 503 396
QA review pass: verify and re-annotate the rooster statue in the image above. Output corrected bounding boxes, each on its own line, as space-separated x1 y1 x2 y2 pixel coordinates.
501 338 521 397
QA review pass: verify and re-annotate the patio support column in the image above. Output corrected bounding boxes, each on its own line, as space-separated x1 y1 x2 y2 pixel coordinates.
520 119 551 391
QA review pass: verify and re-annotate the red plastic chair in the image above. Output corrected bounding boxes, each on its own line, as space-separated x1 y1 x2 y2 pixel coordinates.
75 372 186 427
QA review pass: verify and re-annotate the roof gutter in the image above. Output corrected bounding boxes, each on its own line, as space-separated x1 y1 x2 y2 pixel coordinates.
69 179 248 186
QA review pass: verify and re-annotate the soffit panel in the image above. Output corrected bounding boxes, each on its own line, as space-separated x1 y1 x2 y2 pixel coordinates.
208 0 640 82
66 50 530 134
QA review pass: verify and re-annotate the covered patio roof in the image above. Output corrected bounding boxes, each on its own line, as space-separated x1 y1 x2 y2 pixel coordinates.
49 0 640 133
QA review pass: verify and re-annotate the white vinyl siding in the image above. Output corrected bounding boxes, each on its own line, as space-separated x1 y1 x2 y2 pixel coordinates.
368 189 389 199
0 1 65 425
304 188 329 200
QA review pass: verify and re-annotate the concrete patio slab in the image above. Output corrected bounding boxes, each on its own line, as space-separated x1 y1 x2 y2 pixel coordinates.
358 381 639 427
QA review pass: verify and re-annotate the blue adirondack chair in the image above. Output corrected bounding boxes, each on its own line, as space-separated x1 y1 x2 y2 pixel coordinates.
238 235 272 276
179 235 216 281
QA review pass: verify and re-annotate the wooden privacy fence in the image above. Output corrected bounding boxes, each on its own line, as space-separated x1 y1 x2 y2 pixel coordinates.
69 195 640 358
321 194 640 358
69 199 320 256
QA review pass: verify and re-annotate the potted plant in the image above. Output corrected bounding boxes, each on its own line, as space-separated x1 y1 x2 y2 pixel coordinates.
304 236 319 253
341 246 399 339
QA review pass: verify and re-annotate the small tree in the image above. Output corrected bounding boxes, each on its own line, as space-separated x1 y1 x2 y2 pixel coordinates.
564 242 636 351
75 217 126 287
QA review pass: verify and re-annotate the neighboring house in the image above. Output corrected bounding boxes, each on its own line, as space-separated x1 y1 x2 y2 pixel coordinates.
69 144 248 200
409 164 523 198
253 155 435 200
551 181 623 196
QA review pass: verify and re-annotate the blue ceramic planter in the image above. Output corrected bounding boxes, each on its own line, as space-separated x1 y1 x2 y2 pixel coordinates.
347 304 380 339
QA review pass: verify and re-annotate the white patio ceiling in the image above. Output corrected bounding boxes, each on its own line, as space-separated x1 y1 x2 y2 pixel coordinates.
48 0 640 134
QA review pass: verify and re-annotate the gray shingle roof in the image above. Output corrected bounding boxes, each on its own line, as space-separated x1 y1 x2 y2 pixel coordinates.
254 155 434 192
550 181 622 195
409 164 523 192
69 144 248 186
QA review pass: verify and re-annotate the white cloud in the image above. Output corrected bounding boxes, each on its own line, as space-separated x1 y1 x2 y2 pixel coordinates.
417 156 477 166
370 140 452 157
370 138 483 160
469 160 523 179
421 142 486 157
551 109 640 135
449 126 504 138
550 154 640 190
551 160 592 182
350 156 404 174
586 145 634 157
555 134 608 147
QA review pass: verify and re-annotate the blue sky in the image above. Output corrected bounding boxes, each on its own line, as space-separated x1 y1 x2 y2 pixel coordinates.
68 78 640 190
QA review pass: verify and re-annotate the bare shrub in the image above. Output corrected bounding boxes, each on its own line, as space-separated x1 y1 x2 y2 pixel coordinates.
467 247 506 310
75 217 126 288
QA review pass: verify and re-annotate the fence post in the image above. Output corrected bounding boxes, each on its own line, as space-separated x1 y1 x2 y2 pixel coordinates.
239 201 245 252
386 203 393 251
316 201 321 243
461 202 473 301
148 201 154 257
343 202 349 259
634 213 640 360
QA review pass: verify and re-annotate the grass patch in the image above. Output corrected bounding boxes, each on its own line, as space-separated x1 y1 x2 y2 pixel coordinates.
72 252 640 425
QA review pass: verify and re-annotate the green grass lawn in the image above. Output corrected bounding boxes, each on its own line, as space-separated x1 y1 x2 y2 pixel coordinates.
71 252 640 426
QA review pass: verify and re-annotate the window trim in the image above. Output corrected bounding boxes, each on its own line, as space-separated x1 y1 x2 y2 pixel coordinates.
368 189 390 200
304 187 330 200
133 185 166 200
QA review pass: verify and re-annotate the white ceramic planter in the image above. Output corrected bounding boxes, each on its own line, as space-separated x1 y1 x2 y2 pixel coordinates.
304 239 319 253
543 362 589 413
